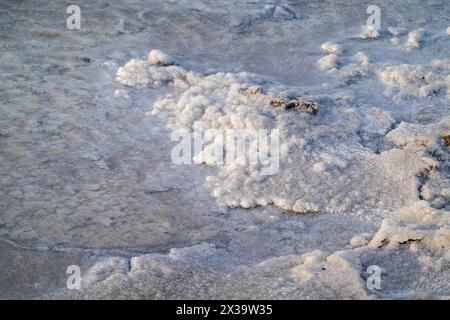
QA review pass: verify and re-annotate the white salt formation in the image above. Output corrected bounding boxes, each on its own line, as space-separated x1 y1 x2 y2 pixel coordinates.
359 25 380 39
115 59 150 87
317 53 338 71
113 50 444 222
338 52 371 79
317 48 372 80
148 49 174 66
320 42 343 55
378 60 450 99
104 40 449 298
406 28 425 49
116 60 188 88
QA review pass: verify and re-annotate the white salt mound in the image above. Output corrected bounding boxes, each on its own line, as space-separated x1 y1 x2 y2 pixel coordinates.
406 28 425 49
106 35 450 298
350 235 369 248
320 42 343 55
338 51 371 79
116 59 150 87
116 57 196 88
359 25 380 39
318 50 371 80
148 49 174 66
378 60 450 99
317 53 338 71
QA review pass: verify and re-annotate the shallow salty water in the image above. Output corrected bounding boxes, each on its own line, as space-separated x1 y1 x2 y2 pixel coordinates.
0 0 449 299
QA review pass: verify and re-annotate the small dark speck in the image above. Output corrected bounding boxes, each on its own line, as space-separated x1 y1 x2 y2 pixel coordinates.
82 57 91 63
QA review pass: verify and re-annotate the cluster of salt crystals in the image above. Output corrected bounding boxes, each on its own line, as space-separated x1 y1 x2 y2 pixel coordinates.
386 26 429 48
317 53 339 71
378 59 450 99
115 50 194 88
359 25 380 39
114 51 450 217
114 50 442 216
147 49 174 66
116 59 150 87
317 41 371 80
320 42 343 55
357 25 429 50
317 41 342 72
338 52 371 79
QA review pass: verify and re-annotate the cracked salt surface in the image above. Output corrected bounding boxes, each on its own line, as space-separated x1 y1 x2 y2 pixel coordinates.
1 0 449 299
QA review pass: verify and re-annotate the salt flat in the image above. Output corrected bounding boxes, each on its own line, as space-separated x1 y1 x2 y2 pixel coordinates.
0 0 449 299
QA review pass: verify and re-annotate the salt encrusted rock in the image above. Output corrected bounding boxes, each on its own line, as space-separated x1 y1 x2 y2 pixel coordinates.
116 59 150 87
269 98 319 114
442 134 450 147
